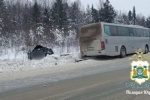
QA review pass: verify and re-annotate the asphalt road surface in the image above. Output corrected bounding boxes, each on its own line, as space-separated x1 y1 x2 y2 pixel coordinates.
1 67 150 100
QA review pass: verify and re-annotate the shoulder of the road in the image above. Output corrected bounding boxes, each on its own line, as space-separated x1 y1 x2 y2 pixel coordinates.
0 56 131 93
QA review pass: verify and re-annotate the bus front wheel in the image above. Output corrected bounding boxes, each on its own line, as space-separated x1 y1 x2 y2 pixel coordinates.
120 46 126 58
145 45 149 54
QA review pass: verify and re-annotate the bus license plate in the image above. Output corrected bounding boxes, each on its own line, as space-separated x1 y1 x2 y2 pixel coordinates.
87 47 94 51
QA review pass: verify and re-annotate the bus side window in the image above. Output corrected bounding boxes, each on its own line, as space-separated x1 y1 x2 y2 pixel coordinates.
133 29 137 37
136 29 142 37
143 30 148 37
104 25 111 36
146 30 149 37
117 27 128 36
136 29 139 37
140 29 144 37
143 30 146 37
148 30 150 37
117 26 124 36
128 28 134 36
110 26 118 36
122 27 129 36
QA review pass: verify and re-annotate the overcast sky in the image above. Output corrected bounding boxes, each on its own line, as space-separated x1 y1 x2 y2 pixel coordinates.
71 0 150 17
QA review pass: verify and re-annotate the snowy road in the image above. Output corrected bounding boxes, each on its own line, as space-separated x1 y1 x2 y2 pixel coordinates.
0 68 130 100
0 55 149 100
1 67 150 100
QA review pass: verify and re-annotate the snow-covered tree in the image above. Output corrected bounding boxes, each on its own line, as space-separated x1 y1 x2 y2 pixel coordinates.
50 0 67 28
0 0 5 19
32 1 41 25
43 8 50 27
69 1 81 27
115 11 129 24
83 5 92 24
128 10 132 24
146 16 150 28
99 0 116 23
136 14 146 26
91 5 99 23
133 6 136 25
0 0 5 34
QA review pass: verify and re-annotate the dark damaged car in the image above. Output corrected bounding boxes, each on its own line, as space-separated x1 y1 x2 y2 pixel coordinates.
28 45 54 60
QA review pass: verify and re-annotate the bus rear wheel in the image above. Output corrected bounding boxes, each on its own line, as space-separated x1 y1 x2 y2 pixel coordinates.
120 46 126 58
145 45 149 54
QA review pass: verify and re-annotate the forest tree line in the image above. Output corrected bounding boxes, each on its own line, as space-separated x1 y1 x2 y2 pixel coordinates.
0 0 150 52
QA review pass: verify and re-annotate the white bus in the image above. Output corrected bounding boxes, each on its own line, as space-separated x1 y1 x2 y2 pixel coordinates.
79 22 150 57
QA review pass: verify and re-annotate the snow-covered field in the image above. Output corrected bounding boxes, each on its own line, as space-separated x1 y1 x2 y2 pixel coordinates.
0 54 129 93
0 49 140 92
0 28 81 73
0 47 149 74
0 54 81 73
0 48 81 73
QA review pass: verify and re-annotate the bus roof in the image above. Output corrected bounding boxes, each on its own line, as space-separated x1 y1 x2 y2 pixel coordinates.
81 22 149 30
101 22 149 30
